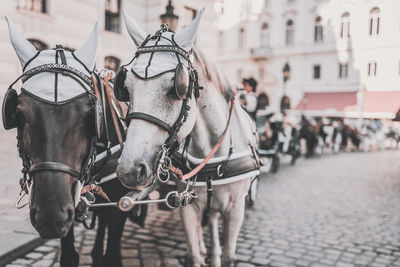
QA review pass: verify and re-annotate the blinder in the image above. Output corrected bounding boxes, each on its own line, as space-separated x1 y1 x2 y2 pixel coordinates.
114 67 129 102
2 88 18 130
174 63 190 100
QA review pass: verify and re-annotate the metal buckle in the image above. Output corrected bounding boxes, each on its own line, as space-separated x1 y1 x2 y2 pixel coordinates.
157 146 171 183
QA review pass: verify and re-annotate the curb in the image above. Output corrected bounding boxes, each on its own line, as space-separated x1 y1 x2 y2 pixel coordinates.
0 233 44 267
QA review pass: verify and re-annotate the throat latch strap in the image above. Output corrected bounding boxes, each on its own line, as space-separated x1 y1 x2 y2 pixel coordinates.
30 162 80 178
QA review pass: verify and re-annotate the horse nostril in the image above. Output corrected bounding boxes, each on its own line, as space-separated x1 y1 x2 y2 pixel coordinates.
134 163 148 181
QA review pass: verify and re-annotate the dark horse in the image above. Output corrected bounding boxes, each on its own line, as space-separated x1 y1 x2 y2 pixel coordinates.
3 19 145 267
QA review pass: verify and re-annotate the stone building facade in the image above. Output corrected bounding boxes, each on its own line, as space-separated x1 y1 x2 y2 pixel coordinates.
215 0 400 116
0 0 218 93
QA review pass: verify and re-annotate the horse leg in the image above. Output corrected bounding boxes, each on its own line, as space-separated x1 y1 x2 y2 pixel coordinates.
209 211 222 267
103 209 127 267
181 205 205 267
60 225 79 267
198 221 207 257
221 198 246 267
91 211 107 267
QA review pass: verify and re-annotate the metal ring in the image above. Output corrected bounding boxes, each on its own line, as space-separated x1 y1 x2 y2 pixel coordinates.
16 191 28 209
157 167 170 183
165 191 179 209
217 165 224 177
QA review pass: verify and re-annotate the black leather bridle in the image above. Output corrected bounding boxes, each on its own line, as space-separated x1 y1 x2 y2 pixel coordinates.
5 47 100 191
122 28 202 183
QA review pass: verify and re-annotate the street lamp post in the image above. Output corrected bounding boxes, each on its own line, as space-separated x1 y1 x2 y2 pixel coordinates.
160 0 179 32
281 62 291 114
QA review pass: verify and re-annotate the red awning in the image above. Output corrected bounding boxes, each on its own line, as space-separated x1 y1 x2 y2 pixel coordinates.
294 92 357 112
294 91 400 119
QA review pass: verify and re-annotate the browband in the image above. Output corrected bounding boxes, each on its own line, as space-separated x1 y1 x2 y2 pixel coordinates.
19 63 92 87
136 45 190 62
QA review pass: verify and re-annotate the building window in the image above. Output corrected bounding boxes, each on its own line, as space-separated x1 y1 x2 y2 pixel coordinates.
340 12 350 39
368 62 377 76
238 27 245 50
218 31 224 53
27 39 48 50
105 0 121 33
339 63 348 79
313 65 321 79
104 56 120 72
17 0 47 13
260 22 269 47
285 20 294 45
314 16 323 43
369 7 380 36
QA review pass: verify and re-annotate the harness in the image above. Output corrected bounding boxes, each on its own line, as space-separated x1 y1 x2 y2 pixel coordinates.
113 25 261 213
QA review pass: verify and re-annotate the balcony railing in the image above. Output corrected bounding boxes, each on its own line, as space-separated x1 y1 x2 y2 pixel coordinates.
250 46 273 60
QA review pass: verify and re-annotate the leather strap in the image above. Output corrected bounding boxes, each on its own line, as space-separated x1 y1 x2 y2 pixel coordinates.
30 162 80 178
169 98 234 181
80 184 112 203
104 75 124 148
126 112 172 133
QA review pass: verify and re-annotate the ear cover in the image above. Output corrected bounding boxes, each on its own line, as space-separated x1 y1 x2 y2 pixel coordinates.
2 88 19 130
94 98 103 139
114 68 129 101
174 63 190 100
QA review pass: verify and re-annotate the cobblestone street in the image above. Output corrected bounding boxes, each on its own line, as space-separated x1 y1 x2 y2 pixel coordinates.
6 150 400 267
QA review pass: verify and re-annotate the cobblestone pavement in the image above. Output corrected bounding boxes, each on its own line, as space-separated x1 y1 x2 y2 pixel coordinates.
6 150 400 267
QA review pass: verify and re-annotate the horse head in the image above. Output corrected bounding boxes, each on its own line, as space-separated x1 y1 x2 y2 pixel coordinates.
5 18 99 238
116 9 205 190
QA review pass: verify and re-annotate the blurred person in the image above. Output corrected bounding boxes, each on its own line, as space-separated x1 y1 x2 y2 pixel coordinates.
239 77 258 119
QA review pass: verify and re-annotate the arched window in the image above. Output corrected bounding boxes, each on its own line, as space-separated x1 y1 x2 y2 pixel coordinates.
340 12 350 39
27 39 48 50
260 22 269 47
369 7 380 36
104 56 120 72
238 27 245 50
105 0 121 33
285 20 294 45
314 16 323 43
218 31 224 53
257 93 269 110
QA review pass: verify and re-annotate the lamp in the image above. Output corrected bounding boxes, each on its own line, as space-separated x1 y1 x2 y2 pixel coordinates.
160 0 179 32
283 62 290 83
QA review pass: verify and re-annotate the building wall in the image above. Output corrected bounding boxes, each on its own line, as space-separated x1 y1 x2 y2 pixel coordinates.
215 0 400 112
0 0 218 94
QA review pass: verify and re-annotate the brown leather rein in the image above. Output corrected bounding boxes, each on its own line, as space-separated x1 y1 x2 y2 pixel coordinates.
168 98 234 181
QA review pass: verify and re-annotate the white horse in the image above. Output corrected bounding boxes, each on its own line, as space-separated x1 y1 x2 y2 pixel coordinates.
116 9 260 267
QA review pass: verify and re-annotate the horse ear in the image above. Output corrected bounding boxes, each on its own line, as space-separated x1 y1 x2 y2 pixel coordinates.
75 22 99 71
5 16 37 67
174 7 205 52
122 11 148 47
